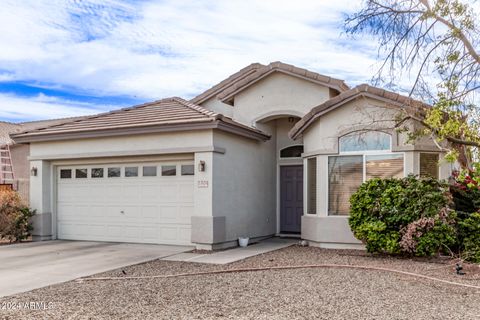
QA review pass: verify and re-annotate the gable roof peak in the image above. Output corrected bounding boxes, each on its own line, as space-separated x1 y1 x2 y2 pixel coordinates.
289 84 430 140
215 61 350 105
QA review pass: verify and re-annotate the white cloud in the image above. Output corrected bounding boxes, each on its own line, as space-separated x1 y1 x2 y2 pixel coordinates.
0 93 111 121
0 0 378 103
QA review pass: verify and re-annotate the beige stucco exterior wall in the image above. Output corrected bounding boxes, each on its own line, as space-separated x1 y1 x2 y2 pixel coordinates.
299 97 452 248
201 98 234 118
29 130 213 158
223 72 331 126
210 130 277 242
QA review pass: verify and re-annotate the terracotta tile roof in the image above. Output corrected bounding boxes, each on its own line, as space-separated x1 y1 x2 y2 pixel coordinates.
11 97 270 143
190 63 264 105
19 116 87 132
289 84 429 139
215 61 350 105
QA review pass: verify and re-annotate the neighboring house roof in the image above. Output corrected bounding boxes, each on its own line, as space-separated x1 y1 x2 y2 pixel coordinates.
289 84 429 140
11 97 270 143
190 61 350 106
0 116 86 146
0 122 22 146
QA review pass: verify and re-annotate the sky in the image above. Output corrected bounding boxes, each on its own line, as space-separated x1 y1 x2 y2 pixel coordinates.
0 0 384 122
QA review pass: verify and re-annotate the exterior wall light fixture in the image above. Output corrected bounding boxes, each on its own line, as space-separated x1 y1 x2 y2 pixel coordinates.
198 161 206 172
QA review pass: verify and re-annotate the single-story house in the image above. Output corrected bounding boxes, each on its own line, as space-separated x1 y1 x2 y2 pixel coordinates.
1 118 84 203
10 61 453 249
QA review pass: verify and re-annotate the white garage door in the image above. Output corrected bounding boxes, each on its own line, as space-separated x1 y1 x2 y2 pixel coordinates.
56 161 194 245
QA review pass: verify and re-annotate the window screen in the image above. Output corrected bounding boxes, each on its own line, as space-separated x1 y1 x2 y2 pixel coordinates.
420 153 439 178
328 156 363 216
307 158 317 214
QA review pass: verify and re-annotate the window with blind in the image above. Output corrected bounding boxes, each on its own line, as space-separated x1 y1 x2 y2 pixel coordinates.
328 156 363 216
366 154 404 179
307 158 317 214
328 131 404 216
420 153 439 178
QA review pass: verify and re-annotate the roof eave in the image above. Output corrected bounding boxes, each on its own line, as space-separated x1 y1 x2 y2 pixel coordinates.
11 120 270 144
10 121 219 144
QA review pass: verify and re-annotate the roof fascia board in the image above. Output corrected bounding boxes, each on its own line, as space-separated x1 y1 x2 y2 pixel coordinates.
13 120 270 144
11 122 219 144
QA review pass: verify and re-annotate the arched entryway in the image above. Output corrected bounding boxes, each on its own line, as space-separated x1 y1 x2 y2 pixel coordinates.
255 114 304 235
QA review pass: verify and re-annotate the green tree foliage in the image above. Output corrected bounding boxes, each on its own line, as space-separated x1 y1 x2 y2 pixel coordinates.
346 0 480 168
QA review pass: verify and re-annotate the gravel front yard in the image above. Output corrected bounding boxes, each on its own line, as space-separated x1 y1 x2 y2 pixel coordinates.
1 245 480 320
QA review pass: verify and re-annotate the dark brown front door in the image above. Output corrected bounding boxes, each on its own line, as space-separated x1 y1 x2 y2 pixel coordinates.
280 165 303 234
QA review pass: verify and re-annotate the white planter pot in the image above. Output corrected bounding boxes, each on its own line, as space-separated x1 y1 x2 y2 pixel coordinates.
238 237 249 247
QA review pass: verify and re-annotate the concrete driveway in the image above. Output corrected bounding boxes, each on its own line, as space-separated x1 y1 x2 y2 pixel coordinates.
0 240 191 297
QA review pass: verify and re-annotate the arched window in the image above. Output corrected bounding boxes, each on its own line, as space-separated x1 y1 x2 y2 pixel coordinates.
280 145 304 158
339 131 391 152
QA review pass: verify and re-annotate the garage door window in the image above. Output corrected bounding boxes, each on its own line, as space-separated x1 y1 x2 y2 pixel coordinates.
125 167 139 177
162 165 176 176
108 167 121 178
60 169 72 179
181 165 194 176
143 166 157 177
91 168 104 178
75 169 88 179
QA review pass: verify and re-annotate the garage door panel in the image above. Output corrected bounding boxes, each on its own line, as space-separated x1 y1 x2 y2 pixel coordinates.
140 185 162 199
57 162 194 245
121 185 142 201
141 206 159 220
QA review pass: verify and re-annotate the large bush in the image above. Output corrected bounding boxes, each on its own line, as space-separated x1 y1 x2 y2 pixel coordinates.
450 167 480 215
349 175 457 256
458 212 480 263
450 167 480 262
0 189 35 242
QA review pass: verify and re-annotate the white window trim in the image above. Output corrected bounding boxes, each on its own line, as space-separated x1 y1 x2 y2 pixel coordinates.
304 156 318 216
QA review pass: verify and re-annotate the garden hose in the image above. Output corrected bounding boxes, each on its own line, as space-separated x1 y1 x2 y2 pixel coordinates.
76 264 480 290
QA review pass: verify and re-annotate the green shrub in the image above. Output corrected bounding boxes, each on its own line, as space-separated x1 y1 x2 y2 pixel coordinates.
458 212 480 263
349 175 456 256
0 190 35 242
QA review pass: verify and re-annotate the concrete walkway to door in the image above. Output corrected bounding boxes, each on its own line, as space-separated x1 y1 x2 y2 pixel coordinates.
0 240 191 297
